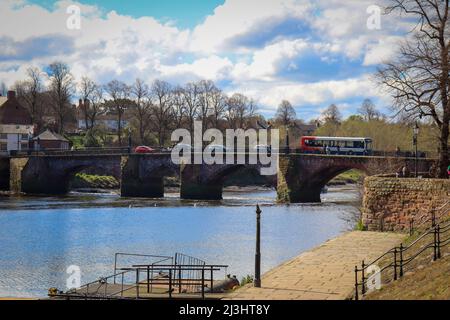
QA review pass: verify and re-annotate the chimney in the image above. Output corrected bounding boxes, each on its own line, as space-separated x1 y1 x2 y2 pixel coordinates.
7 90 16 99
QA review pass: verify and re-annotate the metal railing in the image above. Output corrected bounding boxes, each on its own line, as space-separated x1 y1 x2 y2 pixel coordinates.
52 252 228 300
125 264 228 299
6 145 436 159
64 268 138 299
354 203 450 300
113 252 173 284
409 200 450 234
12 147 132 157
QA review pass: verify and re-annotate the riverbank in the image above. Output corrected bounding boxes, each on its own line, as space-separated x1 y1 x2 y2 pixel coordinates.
225 231 404 300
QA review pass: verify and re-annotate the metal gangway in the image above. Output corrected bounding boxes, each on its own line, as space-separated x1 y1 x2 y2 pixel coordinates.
49 252 231 300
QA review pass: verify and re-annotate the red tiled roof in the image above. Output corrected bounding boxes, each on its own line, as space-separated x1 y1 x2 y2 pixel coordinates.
0 94 32 125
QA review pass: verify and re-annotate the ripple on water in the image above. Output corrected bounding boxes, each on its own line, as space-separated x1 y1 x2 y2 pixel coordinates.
0 185 360 298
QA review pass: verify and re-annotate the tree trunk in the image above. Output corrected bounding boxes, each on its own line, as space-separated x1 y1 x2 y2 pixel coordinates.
139 117 145 145
438 113 449 178
117 110 122 146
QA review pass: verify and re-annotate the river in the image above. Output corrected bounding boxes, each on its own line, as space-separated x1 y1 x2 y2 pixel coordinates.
0 185 360 298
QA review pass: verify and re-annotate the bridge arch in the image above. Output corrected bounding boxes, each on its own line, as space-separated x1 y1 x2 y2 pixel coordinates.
120 155 180 198
19 156 121 195
276 154 431 203
180 162 277 200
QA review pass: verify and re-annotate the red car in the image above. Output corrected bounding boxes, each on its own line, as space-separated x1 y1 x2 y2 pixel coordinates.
134 146 155 154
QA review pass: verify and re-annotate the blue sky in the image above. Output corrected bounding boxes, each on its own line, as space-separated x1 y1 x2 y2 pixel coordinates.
28 0 225 28
0 0 412 120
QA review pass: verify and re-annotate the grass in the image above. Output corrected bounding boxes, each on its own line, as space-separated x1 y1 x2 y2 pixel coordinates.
355 220 366 231
365 253 450 300
240 275 254 286
70 173 119 189
364 214 450 300
330 169 364 185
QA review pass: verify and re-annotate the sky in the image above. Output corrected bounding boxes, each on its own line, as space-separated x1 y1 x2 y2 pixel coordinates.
0 0 415 120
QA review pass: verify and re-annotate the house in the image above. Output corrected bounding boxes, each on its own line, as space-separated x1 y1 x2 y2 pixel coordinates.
295 122 318 136
76 99 129 132
32 129 70 150
0 91 34 154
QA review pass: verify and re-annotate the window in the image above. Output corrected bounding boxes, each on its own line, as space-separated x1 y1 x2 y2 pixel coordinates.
0 143 7 151
354 141 364 148
21 143 28 150
21 134 29 140
0 133 7 140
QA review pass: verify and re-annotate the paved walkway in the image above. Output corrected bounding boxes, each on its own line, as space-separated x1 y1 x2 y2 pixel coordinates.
225 231 405 300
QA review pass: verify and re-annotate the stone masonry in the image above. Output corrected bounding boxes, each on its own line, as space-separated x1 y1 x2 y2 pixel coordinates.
362 176 450 232
277 154 434 203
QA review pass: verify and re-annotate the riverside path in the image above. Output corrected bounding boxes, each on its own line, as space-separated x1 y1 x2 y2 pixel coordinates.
225 231 404 300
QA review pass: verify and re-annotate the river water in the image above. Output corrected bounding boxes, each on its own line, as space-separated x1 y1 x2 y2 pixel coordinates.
0 185 360 298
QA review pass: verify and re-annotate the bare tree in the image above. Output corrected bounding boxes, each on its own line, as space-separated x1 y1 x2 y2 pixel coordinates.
182 82 201 133
197 80 216 131
149 80 173 147
275 100 297 126
378 0 449 178
47 62 75 133
78 77 99 131
87 85 104 130
13 67 45 129
131 78 151 144
210 87 227 129
226 93 257 129
104 80 131 146
358 98 381 121
321 104 342 124
172 86 186 129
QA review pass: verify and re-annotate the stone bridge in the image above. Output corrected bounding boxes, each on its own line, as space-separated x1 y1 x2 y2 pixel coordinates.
0 153 436 203
276 154 434 202
8 155 122 195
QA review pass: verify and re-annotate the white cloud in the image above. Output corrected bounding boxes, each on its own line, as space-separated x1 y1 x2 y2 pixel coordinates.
0 0 414 118
190 0 313 53
157 55 233 83
231 39 309 81
233 75 379 108
363 36 402 65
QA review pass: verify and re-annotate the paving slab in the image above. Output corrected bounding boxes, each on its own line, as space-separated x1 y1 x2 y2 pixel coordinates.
225 231 405 300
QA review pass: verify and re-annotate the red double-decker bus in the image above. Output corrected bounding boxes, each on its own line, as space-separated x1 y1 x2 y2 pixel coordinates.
299 136 373 155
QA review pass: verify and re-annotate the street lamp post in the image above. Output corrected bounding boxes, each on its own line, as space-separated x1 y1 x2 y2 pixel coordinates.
128 127 132 154
285 126 290 154
254 204 261 288
413 122 419 178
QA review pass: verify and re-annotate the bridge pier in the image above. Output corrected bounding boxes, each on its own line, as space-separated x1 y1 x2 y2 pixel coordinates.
0 158 10 191
120 155 176 198
277 155 322 203
11 157 70 194
121 174 165 198
180 164 224 200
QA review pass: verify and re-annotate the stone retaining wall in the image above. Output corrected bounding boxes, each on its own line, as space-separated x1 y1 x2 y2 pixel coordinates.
362 176 450 232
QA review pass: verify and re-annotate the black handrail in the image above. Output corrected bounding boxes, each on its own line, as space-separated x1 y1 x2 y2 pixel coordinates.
354 216 450 300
